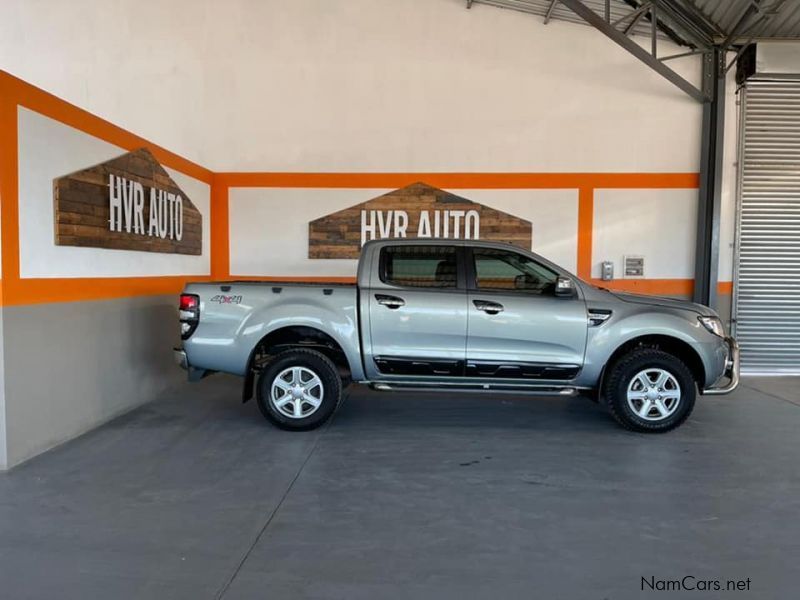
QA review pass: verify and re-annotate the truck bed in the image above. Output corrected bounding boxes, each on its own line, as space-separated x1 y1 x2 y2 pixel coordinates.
182 280 361 378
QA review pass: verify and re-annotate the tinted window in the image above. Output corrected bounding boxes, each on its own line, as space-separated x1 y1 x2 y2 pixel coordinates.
382 245 458 288
473 248 557 294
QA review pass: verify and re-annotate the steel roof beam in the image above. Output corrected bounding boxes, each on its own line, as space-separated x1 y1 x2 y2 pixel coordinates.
622 0 695 47
623 11 646 34
694 48 725 308
544 0 559 24
669 0 726 40
558 0 707 101
659 48 705 61
645 1 715 49
613 2 652 27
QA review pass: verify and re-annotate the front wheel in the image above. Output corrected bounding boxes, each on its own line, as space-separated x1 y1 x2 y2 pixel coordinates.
602 349 696 433
256 349 342 431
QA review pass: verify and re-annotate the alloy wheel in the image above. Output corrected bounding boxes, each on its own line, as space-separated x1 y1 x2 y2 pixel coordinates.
626 368 681 421
270 366 324 419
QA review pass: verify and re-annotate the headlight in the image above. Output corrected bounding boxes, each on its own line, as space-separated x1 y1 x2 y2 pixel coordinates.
698 316 725 338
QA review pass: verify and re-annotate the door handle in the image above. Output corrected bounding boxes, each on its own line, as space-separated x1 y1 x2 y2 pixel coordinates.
376 294 405 309
473 299 504 315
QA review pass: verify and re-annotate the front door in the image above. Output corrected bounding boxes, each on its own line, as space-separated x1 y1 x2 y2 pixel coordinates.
368 244 468 378
465 247 588 380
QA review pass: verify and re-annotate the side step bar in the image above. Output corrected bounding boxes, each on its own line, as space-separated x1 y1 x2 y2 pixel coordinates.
368 381 584 396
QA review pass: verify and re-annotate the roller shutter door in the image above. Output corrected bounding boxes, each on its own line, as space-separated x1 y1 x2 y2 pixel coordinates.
735 78 800 374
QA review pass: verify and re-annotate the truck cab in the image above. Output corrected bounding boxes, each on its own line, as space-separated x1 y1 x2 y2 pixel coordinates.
359 240 588 386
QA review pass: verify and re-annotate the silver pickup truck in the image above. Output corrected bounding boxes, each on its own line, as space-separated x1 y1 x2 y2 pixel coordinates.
175 239 739 433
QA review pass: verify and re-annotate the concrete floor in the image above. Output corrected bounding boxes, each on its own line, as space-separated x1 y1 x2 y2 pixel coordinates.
1 376 799 599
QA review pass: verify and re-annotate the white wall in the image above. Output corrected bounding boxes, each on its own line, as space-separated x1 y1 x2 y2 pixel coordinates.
229 187 578 277
3 0 733 282
0 0 702 173
757 41 800 74
17 108 210 278
592 189 698 280
0 0 744 288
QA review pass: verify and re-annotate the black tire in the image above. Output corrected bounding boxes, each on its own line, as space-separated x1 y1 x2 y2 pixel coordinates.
602 348 696 433
256 349 342 431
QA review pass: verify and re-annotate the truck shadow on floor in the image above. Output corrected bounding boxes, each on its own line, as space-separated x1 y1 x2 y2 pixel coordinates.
160 375 717 437
324 384 622 433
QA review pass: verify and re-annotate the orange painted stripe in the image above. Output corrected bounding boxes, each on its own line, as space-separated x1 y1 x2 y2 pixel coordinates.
210 176 230 279
0 276 734 305
217 172 700 190
0 276 213 307
589 279 733 296
576 187 593 280
590 278 694 295
0 277 731 305
0 82 21 290
227 275 358 283
223 277 732 297
0 71 212 184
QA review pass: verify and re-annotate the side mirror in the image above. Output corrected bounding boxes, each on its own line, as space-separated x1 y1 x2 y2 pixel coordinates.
555 276 576 298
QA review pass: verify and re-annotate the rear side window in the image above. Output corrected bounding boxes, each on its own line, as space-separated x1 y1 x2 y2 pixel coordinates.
381 245 458 288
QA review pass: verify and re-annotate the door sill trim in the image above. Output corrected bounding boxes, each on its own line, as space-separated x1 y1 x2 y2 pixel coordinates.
366 380 587 396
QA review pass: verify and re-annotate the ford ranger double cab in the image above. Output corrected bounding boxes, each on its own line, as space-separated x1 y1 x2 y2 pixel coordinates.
175 239 739 433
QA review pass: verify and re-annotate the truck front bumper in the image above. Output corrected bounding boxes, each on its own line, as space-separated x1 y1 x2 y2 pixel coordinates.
702 337 740 395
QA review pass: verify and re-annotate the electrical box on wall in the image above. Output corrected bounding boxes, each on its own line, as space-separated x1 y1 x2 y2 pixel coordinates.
624 255 645 278
601 261 614 281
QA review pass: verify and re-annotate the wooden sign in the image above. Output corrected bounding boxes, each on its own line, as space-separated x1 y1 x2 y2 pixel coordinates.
53 148 202 255
309 182 532 259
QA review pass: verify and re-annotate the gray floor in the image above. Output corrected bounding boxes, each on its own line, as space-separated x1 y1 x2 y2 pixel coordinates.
1 376 799 600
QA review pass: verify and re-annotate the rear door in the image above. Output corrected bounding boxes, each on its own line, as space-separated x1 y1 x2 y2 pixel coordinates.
465 247 588 380
367 244 468 378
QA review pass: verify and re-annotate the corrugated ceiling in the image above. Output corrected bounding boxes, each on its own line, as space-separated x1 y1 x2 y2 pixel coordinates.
470 0 672 40
690 0 800 41
469 0 800 46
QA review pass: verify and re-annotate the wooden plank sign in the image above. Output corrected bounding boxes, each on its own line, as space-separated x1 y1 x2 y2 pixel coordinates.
53 148 202 255
309 182 532 259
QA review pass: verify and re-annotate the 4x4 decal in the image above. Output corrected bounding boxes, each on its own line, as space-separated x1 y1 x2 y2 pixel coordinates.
209 295 243 305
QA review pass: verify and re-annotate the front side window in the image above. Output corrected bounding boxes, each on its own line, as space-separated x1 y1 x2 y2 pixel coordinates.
382 245 457 288
473 248 557 294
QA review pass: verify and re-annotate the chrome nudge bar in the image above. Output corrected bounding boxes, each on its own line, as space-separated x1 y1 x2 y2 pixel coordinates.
703 337 740 395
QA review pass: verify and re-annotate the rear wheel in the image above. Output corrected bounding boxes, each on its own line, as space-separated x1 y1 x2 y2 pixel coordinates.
602 348 696 433
256 349 342 431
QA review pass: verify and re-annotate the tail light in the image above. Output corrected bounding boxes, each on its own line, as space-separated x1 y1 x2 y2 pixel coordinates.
179 294 200 340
